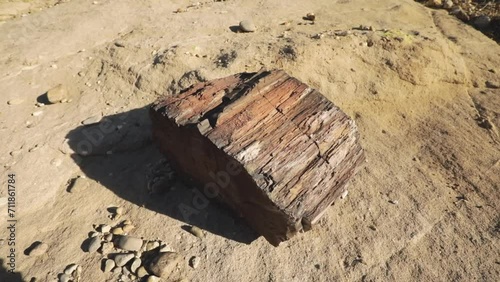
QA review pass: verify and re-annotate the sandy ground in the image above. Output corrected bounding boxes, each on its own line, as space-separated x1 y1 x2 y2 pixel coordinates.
0 0 499 281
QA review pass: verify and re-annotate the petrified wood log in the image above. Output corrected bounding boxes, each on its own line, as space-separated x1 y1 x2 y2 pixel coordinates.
150 69 364 246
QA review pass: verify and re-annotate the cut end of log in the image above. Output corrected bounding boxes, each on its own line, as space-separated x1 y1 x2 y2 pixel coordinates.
150 69 365 246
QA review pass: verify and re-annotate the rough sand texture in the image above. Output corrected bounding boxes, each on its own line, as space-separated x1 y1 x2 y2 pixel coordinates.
0 0 499 281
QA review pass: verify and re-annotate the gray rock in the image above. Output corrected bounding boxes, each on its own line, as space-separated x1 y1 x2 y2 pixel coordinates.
117 236 143 251
190 256 200 269
64 264 78 275
114 253 134 267
239 20 256 32
28 242 48 256
82 115 101 125
87 236 101 253
473 15 491 29
148 252 181 277
59 273 70 282
99 224 111 233
103 259 115 272
130 258 142 274
46 84 68 104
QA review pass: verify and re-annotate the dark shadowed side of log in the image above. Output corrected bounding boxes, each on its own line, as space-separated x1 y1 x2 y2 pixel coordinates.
150 69 364 246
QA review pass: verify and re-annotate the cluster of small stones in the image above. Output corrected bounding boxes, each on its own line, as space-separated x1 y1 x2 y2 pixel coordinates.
82 207 202 281
56 264 82 282
421 0 493 28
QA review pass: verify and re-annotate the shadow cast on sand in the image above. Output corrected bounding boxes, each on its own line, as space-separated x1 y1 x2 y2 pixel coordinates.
0 259 24 282
65 106 258 244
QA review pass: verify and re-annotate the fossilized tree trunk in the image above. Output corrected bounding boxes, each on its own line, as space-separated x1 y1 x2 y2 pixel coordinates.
150 69 365 246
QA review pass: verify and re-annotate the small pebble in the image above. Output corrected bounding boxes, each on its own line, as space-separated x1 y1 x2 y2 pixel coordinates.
136 266 149 278
82 115 101 125
69 177 89 193
75 265 82 277
117 235 143 251
443 0 453 9
115 207 124 215
112 266 122 274
148 252 181 277
159 244 173 253
304 13 315 21
87 236 101 253
122 267 131 276
188 226 204 238
122 224 135 233
389 200 399 205
103 259 115 272
46 84 68 104
130 258 142 273
104 233 113 242
36 102 45 107
239 20 256 32
28 242 48 256
99 224 111 233
340 190 349 199
189 256 200 269
100 242 114 254
32 111 43 117
59 273 70 282
50 158 62 167
111 227 124 235
7 98 24 105
123 219 132 225
64 264 78 275
147 276 160 282
146 241 160 251
114 253 134 267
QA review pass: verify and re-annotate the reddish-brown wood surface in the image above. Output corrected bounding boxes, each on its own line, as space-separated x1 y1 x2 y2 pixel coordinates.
150 69 365 246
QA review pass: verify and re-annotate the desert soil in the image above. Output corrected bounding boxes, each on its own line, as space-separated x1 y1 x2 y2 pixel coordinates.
0 0 499 282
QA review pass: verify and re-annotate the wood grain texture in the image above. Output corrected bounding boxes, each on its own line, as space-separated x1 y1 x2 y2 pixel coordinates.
150 69 365 246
